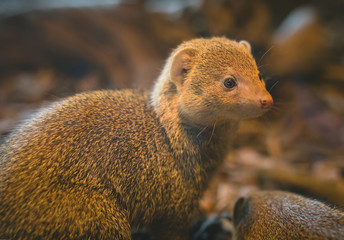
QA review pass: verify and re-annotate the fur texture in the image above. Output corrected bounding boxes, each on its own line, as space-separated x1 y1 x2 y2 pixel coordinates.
233 191 344 240
0 37 272 239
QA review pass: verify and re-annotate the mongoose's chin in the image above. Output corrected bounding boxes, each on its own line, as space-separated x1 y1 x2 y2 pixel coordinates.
182 111 269 126
224 108 271 121
180 105 271 125
246 109 271 119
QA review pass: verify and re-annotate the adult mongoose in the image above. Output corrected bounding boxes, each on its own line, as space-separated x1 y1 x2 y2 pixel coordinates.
233 191 344 240
0 37 273 239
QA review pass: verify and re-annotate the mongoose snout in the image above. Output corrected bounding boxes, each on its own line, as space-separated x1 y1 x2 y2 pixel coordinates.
259 96 273 109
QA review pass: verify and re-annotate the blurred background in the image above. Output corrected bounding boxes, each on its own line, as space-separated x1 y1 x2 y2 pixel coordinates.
0 0 343 219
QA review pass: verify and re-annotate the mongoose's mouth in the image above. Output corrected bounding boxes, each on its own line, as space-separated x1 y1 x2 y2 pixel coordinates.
260 98 273 109
224 102 272 120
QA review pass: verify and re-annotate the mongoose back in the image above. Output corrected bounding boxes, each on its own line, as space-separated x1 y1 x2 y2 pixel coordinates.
0 37 273 239
233 191 344 240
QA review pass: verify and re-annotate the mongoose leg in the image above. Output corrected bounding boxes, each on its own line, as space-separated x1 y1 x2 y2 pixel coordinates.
0 183 132 239
150 222 190 240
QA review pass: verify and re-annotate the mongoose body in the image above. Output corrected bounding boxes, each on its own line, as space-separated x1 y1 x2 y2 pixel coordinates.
0 37 272 239
233 191 344 240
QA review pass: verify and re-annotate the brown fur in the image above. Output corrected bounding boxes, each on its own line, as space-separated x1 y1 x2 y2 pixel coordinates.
233 191 344 240
0 37 272 239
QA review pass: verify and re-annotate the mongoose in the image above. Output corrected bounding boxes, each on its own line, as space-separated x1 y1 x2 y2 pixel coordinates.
0 37 273 239
233 191 344 240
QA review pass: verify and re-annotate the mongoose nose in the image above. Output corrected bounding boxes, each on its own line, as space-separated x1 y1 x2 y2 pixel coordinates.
233 196 250 227
260 97 273 109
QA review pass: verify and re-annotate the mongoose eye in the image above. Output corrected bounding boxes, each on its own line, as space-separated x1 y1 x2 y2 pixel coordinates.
258 73 263 81
223 78 237 89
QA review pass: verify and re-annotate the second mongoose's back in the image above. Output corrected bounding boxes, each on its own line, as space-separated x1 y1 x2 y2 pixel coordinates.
233 191 344 240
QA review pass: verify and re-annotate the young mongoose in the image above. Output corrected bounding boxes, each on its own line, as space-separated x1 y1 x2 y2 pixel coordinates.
233 191 344 240
0 37 273 239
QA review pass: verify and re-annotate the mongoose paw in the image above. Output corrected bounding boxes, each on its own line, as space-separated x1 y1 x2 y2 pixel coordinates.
190 212 233 240
132 228 155 240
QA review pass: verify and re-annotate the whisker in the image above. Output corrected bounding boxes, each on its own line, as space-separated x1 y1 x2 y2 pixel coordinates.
258 45 274 65
258 63 271 70
273 103 297 112
268 80 280 92
270 106 284 113
273 102 294 106
263 76 274 82
207 121 216 145
197 126 208 138
268 102 296 114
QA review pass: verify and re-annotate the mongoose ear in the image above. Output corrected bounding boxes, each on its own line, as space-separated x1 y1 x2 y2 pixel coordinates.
170 48 197 87
239 40 252 53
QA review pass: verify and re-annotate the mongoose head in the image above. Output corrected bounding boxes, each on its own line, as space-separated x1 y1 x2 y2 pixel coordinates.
152 37 273 126
232 191 344 240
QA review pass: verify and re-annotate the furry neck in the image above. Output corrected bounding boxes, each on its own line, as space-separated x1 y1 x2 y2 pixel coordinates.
150 72 239 158
150 72 239 189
